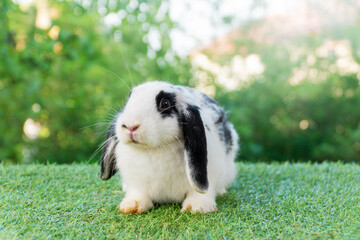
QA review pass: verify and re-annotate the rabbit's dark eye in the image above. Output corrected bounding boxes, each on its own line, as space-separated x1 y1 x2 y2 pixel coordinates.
160 98 171 110
155 90 177 118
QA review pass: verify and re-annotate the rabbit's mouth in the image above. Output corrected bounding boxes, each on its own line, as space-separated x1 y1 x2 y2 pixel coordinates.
129 132 140 144
128 134 145 146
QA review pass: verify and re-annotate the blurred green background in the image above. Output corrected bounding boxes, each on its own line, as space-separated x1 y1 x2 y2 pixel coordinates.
1 0 360 164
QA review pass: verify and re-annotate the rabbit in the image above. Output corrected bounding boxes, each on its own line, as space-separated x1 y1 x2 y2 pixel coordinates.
100 81 239 213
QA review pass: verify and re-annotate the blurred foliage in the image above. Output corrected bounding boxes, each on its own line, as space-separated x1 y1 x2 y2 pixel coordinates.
1 0 360 164
0 0 191 164
212 24 360 162
222 73 360 162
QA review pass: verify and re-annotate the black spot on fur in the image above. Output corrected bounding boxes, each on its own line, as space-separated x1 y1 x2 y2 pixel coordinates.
216 111 233 153
171 86 184 91
201 93 233 153
215 111 224 124
180 105 208 192
100 123 118 180
202 94 224 118
205 124 210 131
155 91 178 118
203 94 218 105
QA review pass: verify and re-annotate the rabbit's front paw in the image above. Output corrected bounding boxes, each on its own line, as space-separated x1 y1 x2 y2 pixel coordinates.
181 193 216 213
119 197 153 214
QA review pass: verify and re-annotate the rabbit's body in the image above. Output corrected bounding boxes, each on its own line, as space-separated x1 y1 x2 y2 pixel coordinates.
116 140 189 204
101 81 238 213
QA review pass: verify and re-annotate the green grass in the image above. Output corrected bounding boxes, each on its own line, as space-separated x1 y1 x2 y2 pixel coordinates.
1 162 360 239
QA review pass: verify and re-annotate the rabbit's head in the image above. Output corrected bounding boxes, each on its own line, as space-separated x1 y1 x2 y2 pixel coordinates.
116 82 182 148
100 81 209 193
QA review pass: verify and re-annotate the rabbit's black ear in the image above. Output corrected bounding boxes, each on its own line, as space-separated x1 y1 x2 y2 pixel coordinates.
180 104 209 193
100 124 118 180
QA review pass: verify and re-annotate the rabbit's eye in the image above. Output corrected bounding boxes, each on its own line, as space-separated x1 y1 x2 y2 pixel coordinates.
160 98 170 110
155 90 177 117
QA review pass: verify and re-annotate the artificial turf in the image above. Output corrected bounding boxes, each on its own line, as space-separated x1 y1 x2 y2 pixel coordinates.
1 162 359 239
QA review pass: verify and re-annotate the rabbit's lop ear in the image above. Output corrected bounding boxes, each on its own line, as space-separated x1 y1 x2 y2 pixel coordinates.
180 105 209 193
100 124 118 180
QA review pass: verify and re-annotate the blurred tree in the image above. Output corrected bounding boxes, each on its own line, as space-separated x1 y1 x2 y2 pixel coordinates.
0 1 27 162
199 12 360 162
0 0 191 163
1 0 360 164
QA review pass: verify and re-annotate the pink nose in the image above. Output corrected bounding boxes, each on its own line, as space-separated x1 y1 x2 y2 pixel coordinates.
128 125 139 132
122 124 140 132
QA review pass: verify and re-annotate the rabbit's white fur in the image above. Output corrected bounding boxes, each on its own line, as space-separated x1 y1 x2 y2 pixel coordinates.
101 81 238 213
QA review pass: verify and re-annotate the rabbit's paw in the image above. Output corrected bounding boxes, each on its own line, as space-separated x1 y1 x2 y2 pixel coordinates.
181 194 216 213
119 197 153 214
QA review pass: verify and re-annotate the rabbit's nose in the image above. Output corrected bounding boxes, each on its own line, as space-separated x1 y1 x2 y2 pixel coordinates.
128 125 139 132
122 124 140 132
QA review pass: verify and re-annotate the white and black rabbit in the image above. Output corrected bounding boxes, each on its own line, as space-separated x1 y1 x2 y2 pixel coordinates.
100 81 238 213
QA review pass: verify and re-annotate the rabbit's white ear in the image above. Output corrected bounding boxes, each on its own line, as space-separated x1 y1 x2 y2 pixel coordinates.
100 124 118 180
180 104 209 193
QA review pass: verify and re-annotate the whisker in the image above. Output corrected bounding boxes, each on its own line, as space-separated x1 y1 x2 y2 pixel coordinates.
80 122 111 130
160 105 176 114
120 52 134 88
95 127 112 137
109 107 120 114
88 136 116 163
107 112 119 120
99 66 131 91
117 103 123 110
